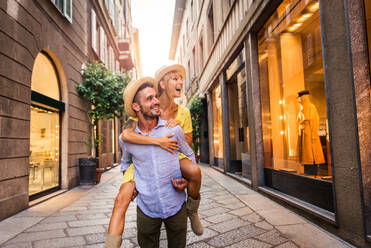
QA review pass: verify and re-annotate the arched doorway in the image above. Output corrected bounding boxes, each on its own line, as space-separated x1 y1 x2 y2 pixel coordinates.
29 52 65 200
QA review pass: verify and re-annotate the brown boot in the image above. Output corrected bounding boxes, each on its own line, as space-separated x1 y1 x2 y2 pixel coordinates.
105 234 122 248
187 196 204 236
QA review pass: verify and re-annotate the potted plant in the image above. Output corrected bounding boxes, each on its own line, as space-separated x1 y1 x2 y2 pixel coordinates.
76 61 130 184
189 96 203 163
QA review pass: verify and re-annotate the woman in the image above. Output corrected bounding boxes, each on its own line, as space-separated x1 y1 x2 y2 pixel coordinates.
105 65 203 248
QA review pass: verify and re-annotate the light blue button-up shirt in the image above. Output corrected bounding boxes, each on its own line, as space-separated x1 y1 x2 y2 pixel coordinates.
119 118 196 219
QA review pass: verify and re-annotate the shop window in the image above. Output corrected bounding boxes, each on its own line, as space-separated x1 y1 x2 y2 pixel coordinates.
30 52 63 198
258 0 333 211
225 50 250 178
30 106 60 196
212 84 224 168
31 53 60 101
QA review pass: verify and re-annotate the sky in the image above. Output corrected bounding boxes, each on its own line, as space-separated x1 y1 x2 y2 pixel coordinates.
131 0 176 77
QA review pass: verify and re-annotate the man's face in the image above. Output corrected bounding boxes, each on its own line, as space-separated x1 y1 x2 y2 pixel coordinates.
133 87 160 119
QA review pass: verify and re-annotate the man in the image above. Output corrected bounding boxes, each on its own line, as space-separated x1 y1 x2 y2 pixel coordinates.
120 77 195 247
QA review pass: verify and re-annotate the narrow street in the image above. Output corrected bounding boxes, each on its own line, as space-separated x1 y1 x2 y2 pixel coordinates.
0 165 352 248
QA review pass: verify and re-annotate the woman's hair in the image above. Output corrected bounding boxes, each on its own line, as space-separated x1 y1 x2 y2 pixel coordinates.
158 71 183 96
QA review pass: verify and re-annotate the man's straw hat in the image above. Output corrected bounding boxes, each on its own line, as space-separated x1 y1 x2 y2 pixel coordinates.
154 64 186 91
123 77 156 117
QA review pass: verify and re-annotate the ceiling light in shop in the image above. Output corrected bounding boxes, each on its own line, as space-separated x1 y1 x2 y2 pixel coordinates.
259 53 268 61
287 23 302 32
308 2 319 12
297 13 312 23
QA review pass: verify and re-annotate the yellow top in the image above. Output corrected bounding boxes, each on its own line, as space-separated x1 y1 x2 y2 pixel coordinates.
122 105 193 184
175 105 193 134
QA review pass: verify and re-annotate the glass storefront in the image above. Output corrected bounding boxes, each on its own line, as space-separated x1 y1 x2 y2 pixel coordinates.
29 106 60 195
30 52 62 198
226 50 251 178
211 83 224 168
258 0 333 211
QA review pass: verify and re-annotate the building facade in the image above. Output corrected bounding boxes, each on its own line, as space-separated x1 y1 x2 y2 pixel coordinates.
169 0 371 247
0 0 140 220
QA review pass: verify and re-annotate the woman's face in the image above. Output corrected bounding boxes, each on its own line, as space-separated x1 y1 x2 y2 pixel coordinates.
164 72 183 98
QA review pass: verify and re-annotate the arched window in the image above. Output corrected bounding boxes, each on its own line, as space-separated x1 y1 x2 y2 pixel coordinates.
29 52 64 199
31 53 60 101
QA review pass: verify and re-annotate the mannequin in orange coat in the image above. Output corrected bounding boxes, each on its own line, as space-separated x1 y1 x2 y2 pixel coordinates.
297 91 325 175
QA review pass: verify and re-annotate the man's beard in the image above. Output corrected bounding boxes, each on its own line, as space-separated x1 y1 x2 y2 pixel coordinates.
140 104 160 120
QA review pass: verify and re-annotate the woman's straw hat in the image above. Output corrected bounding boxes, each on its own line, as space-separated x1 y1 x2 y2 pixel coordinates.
123 77 155 117
154 64 186 91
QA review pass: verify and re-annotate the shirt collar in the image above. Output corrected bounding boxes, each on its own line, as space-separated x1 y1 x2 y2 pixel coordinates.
135 117 166 135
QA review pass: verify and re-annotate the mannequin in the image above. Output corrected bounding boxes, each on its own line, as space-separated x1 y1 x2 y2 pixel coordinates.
297 90 325 176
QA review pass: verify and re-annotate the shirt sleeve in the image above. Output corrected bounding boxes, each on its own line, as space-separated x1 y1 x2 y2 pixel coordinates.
175 126 196 164
119 139 133 172
181 107 193 134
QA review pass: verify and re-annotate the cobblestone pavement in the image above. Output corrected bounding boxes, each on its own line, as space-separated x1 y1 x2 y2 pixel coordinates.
0 164 353 248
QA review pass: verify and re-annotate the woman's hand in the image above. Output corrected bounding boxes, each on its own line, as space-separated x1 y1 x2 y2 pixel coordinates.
165 119 179 129
171 178 188 192
156 134 179 153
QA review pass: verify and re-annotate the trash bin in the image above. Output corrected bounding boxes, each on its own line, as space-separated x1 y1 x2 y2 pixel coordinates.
79 157 98 184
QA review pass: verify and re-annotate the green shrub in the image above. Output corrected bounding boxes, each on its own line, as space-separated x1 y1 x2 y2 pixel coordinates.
189 96 203 156
76 61 131 155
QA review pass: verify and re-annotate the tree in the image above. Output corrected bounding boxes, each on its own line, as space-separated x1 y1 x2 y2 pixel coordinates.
189 96 203 156
76 61 131 156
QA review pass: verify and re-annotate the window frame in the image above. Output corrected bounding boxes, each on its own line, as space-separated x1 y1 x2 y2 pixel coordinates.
63 0 73 23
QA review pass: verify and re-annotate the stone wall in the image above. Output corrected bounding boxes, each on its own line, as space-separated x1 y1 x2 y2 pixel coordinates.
0 0 91 220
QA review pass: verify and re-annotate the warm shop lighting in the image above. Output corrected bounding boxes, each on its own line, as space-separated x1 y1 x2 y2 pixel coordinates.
287 23 302 32
279 100 283 104
297 13 312 23
308 2 319 12
259 52 268 62
280 115 283 120
280 131 284 135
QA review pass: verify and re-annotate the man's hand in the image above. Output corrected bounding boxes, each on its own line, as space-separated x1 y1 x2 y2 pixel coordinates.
165 119 179 129
131 187 138 201
157 134 179 153
171 178 188 192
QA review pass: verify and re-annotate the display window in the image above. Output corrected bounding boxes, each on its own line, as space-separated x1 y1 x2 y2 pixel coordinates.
258 0 333 211
226 50 251 178
30 52 62 198
29 106 60 196
212 83 224 168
